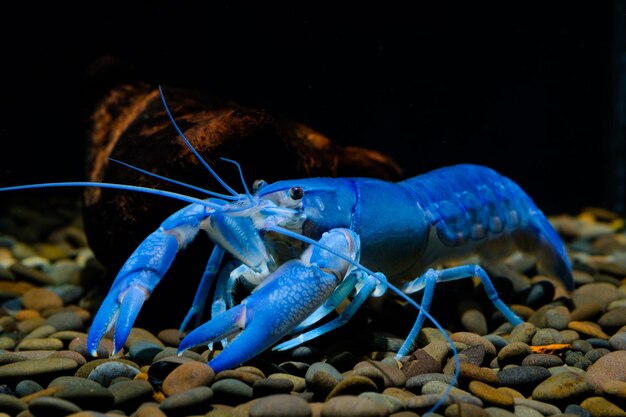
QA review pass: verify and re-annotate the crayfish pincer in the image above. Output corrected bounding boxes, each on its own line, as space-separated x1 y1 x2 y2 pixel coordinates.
0 87 573 413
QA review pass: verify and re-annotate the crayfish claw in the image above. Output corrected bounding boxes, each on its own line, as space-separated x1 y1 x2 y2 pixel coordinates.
86 284 149 357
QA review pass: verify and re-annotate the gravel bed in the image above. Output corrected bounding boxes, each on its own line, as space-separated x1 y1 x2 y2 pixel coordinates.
1 200 626 417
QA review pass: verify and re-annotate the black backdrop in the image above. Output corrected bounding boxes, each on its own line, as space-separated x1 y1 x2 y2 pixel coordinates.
0 2 618 215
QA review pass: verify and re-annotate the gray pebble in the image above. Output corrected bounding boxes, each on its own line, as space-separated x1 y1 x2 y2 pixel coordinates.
584 348 610 363
514 404 544 417
50 284 83 304
28 396 82 417
48 375 115 410
159 386 213 415
564 403 592 417
544 306 571 330
609 332 626 350
24 324 57 340
15 379 43 397
587 338 611 349
571 339 593 353
0 358 78 383
249 393 312 417
521 353 563 367
497 365 551 388
253 378 294 398
483 334 508 351
107 379 154 410
128 340 163 363
0 393 27 414
359 392 404 413
531 328 563 345
405 373 456 393
508 323 537 344
321 395 389 417
305 362 343 385
44 311 83 331
484 407 516 417
211 378 254 405
88 361 141 387
513 397 562 416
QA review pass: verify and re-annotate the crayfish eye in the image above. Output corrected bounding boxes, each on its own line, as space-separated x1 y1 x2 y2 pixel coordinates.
253 179 267 192
289 186 304 200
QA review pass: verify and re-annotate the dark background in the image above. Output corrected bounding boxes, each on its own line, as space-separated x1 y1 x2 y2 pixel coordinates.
0 2 623 215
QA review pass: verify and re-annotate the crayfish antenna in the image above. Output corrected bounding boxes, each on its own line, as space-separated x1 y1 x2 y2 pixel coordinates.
159 86 239 197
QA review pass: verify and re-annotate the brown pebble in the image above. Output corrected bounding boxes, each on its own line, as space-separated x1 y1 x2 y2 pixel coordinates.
458 363 498 385
215 369 264 385
445 402 490 417
580 396 626 417
602 380 626 398
15 309 41 321
383 387 416 402
162 360 215 397
136 402 168 417
450 332 496 357
49 350 87 366
21 288 63 311
468 381 513 407
354 360 406 388
321 395 389 417
568 321 611 339
586 351 626 393
325 376 379 400
16 337 63 351
403 349 442 378
497 342 531 366
16 317 46 334
570 302 603 321
157 329 182 347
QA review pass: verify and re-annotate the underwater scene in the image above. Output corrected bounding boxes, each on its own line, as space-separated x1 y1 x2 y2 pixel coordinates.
0 3 625 417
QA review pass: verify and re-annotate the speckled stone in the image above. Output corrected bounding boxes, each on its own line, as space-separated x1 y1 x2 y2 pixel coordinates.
422 341 452 364
586 350 626 393
88 361 141 387
497 365 551 388
532 371 593 401
249 393 312 417
74 358 140 378
521 353 563 367
403 350 442 379
321 395 389 417
162 360 215 396
353 360 406 388
580 396 626 416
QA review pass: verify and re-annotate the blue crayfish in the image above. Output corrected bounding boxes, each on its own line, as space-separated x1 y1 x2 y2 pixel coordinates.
1 87 573 378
